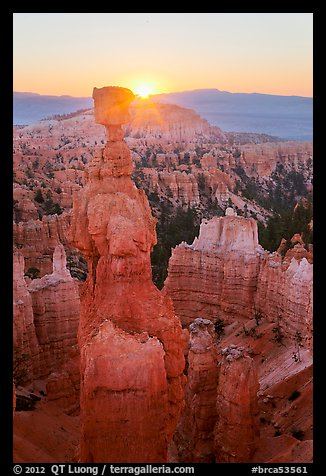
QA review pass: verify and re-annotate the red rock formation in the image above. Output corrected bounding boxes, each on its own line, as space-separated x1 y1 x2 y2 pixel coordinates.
214 345 260 462
148 170 200 206
28 244 80 380
173 318 218 462
277 234 313 264
240 142 313 178
127 101 226 143
196 169 235 204
164 214 313 463
13 245 80 384
13 212 72 277
13 250 40 384
164 214 264 326
255 255 313 350
70 86 185 463
164 215 313 352
46 353 80 414
14 197 39 222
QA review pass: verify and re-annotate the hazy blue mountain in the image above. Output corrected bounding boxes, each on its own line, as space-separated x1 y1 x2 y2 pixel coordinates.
13 92 93 125
13 89 312 141
153 89 313 141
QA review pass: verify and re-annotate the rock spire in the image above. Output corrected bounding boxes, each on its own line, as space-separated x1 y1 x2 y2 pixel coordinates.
70 86 185 462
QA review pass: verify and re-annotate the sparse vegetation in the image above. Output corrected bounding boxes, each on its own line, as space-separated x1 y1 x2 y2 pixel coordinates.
214 318 226 339
34 189 44 203
25 267 40 279
272 314 285 345
254 309 263 326
292 330 304 363
13 348 31 386
151 206 199 289
243 325 263 340
66 253 88 281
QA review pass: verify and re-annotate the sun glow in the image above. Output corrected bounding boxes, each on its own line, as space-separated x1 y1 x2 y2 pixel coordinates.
135 84 155 99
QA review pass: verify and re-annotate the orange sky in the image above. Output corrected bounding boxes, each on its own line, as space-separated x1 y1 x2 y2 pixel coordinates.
13 13 313 98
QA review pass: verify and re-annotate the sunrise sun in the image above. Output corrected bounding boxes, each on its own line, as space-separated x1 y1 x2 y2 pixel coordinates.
135 84 154 99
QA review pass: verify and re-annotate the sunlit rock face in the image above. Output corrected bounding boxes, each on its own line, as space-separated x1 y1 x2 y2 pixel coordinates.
164 213 312 351
13 245 80 384
164 215 265 326
254 254 313 350
13 250 40 383
164 213 312 463
173 318 218 462
238 141 313 178
214 345 260 462
13 212 72 277
71 86 185 463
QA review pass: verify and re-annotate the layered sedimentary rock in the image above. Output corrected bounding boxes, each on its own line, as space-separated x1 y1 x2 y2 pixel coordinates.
174 318 218 462
240 141 313 178
164 213 313 463
28 244 80 379
197 169 235 204
13 212 72 277
214 345 260 462
70 86 185 463
127 101 226 143
255 254 313 350
13 245 80 384
164 214 313 352
148 170 200 206
13 250 40 383
164 214 264 326
14 197 39 222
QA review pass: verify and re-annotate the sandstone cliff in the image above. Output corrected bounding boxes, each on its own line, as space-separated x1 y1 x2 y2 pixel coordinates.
13 212 72 277
239 141 313 178
13 251 40 384
127 101 226 143
27 244 80 380
173 318 218 462
214 345 260 462
164 213 264 326
164 212 313 463
13 245 80 387
148 169 200 206
255 254 313 350
70 86 185 463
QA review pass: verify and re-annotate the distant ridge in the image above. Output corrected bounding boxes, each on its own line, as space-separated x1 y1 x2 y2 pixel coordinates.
13 92 93 125
152 89 312 141
13 89 312 141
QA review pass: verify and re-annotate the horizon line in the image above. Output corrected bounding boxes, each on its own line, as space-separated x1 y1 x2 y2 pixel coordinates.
13 88 313 100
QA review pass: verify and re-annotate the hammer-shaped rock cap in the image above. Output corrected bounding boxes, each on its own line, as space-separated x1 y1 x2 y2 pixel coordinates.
93 86 135 126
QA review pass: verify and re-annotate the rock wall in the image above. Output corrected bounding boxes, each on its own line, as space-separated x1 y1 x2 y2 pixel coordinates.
164 215 264 326
70 86 185 463
127 101 226 143
149 170 200 206
28 244 80 380
13 212 72 277
173 318 218 462
13 251 40 383
255 254 313 350
164 213 312 463
240 142 313 178
214 345 260 462
164 214 313 351
13 245 80 385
